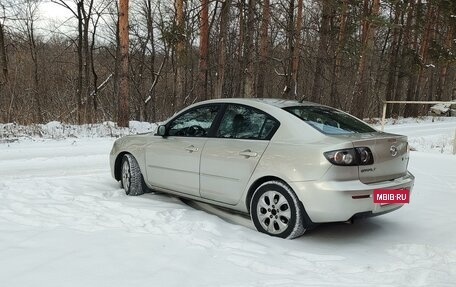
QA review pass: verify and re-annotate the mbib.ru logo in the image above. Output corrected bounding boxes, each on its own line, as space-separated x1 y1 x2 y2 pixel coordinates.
373 189 410 205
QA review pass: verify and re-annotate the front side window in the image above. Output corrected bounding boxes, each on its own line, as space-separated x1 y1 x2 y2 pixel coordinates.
216 105 279 140
284 106 376 135
168 105 220 137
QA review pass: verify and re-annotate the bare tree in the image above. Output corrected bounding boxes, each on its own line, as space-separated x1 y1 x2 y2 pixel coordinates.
51 0 95 124
175 0 186 110
214 0 231 99
0 3 9 123
256 0 269 98
2 0 456 124
330 0 348 108
197 0 209 101
243 0 256 98
349 0 380 118
21 0 43 122
291 0 303 99
0 21 7 83
311 0 332 103
118 0 129 127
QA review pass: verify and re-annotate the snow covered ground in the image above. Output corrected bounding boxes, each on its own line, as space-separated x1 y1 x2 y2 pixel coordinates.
0 118 455 286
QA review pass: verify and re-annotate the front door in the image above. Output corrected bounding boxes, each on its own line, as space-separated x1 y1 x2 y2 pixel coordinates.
145 104 221 197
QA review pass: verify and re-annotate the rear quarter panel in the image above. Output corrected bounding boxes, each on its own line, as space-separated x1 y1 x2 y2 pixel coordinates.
253 142 332 182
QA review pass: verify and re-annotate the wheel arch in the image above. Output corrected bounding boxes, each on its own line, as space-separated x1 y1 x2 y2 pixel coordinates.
246 175 288 212
114 152 130 181
246 175 316 230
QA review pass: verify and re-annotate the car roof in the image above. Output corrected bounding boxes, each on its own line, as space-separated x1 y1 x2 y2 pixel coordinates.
201 98 323 109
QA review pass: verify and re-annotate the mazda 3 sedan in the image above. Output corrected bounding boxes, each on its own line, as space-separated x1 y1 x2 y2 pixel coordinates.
110 98 414 239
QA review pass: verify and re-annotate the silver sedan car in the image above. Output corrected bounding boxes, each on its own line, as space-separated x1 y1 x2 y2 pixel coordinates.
110 99 414 239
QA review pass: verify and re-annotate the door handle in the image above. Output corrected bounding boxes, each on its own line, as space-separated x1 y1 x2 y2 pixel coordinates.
185 145 199 153
239 149 258 158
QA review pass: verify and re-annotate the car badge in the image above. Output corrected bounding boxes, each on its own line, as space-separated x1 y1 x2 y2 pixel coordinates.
390 145 398 157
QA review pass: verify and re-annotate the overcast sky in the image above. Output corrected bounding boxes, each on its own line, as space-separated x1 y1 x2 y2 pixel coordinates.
36 1 77 35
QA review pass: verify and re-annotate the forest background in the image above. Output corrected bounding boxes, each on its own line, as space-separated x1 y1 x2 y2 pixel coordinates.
0 0 455 126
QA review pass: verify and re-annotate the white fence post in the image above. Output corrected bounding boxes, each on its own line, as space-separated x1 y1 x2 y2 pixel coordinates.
453 129 456 155
381 102 387 132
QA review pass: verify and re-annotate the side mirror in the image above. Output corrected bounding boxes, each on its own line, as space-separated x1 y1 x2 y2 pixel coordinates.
157 125 167 137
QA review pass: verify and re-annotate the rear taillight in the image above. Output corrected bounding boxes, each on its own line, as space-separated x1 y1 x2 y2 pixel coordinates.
355 147 374 165
324 147 374 166
324 149 356 165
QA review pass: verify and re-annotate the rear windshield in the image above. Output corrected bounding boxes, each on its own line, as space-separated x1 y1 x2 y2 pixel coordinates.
284 106 376 135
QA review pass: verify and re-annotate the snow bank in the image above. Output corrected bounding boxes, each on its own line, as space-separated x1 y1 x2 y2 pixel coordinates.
1 121 456 286
0 120 157 141
2 116 456 154
376 117 456 154
370 115 456 127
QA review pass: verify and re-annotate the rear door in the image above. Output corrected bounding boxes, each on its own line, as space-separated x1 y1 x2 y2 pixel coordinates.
351 133 409 184
200 104 279 204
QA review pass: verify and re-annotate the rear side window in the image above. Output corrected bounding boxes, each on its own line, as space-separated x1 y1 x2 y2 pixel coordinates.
216 104 279 140
284 106 376 135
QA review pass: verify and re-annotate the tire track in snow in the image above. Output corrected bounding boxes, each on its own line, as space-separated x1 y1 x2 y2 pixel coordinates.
1 129 455 286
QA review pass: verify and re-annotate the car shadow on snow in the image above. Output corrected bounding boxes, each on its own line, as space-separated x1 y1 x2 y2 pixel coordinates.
122 189 405 242
179 197 405 242
301 217 404 242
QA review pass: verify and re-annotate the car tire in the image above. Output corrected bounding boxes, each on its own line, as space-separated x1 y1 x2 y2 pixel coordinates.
121 154 147 196
250 180 307 239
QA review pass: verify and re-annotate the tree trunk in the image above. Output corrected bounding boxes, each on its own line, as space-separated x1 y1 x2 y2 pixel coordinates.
237 1 245 98
404 0 419 117
77 2 84 124
175 0 186 109
90 12 101 122
330 0 348 108
349 0 380 118
0 23 7 83
113 13 121 122
243 0 256 98
145 0 157 121
28 18 43 123
198 0 209 101
385 1 402 117
311 0 331 103
436 26 453 101
256 0 270 98
283 0 294 97
0 22 7 123
118 0 130 127
393 1 415 118
215 0 230 99
414 3 433 108
82 1 94 123
291 0 303 99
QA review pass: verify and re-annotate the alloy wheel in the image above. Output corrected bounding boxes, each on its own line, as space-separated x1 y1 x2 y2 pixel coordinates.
121 160 131 192
256 190 292 234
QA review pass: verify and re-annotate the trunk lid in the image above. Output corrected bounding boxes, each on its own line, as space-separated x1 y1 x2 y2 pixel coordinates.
336 132 409 184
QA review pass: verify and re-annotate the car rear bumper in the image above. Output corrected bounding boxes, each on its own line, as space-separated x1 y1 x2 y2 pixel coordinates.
290 172 415 223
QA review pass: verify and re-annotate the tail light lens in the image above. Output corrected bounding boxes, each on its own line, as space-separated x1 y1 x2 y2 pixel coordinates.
324 147 374 166
355 147 374 165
